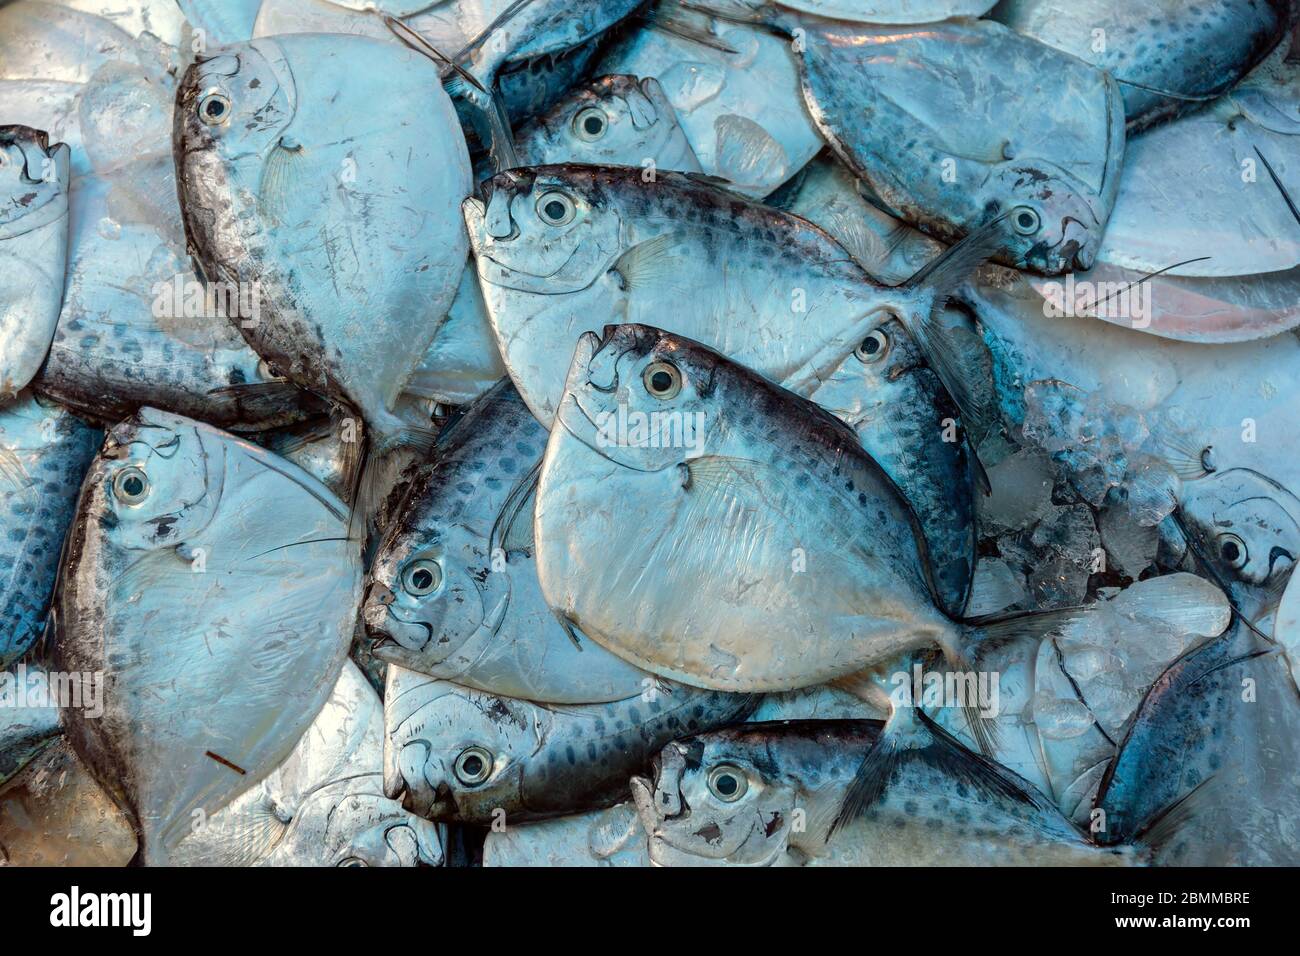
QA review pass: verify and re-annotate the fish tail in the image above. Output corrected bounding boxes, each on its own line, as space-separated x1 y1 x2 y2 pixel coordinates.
1128 776 1218 863
445 75 519 172
892 216 1007 450
349 418 440 544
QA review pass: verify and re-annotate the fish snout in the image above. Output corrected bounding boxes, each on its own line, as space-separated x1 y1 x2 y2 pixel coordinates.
363 581 396 630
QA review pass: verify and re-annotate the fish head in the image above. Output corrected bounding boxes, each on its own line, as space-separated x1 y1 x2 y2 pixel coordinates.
385 680 533 824
85 408 226 554
463 166 624 296
555 324 724 473
806 316 923 430
1176 467 1300 619
521 75 696 170
984 163 1104 274
314 793 444 868
365 513 493 667
630 731 798 867
0 125 70 239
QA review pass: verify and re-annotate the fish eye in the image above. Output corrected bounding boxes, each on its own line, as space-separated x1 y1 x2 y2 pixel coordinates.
336 856 367 867
1010 206 1041 236
454 746 494 786
642 361 682 400
1217 533 1248 569
707 764 748 802
536 191 575 226
198 91 232 126
113 466 150 505
573 107 608 141
854 329 890 363
402 559 442 596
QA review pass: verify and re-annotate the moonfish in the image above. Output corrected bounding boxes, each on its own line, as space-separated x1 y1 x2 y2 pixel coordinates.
173 662 444 867
382 664 756 825
631 720 1138 866
174 35 471 460
776 15 1126 274
0 393 100 668
0 126 70 398
364 381 649 704
56 408 363 864
533 325 1082 695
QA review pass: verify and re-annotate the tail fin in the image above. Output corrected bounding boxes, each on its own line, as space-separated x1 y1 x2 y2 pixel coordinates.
349 421 441 548
1129 776 1217 863
895 216 1007 448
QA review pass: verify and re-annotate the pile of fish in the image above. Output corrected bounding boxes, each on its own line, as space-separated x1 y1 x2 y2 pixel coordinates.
1 0 1297 868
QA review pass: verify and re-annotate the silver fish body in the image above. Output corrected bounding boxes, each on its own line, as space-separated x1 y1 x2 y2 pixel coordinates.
994 0 1288 129
701 0 996 24
55 407 363 864
174 35 471 445
792 16 1126 275
173 662 443 867
365 380 649 704
631 719 1136 866
0 125 69 398
534 325 962 692
405 261 506 409
513 74 703 174
382 664 756 824
0 393 100 668
0 664 62 787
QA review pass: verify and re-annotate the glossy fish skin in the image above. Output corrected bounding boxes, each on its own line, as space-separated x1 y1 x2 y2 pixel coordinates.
382 665 756 825
0 393 101 669
534 325 962 692
365 381 649 704
0 125 69 398
1096 470 1300 864
993 0 1288 129
173 662 444 867
0 664 62 787
405 261 506 409
55 407 363 865
794 17 1125 275
631 719 1135 866
36 156 323 431
466 165 944 429
513 75 703 174
703 0 997 23
174 35 471 446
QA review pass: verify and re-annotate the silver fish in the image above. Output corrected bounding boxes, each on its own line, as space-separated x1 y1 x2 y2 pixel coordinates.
0 393 100 669
482 802 651 867
533 325 1081 693
600 5 823 197
365 381 649 704
174 35 471 454
701 0 997 24
0 738 137 867
631 719 1137 866
56 407 363 864
0 126 69 398
382 664 756 825
512 74 703 174
173 662 443 867
993 0 1288 129
780 15 1126 274
466 164 1001 449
